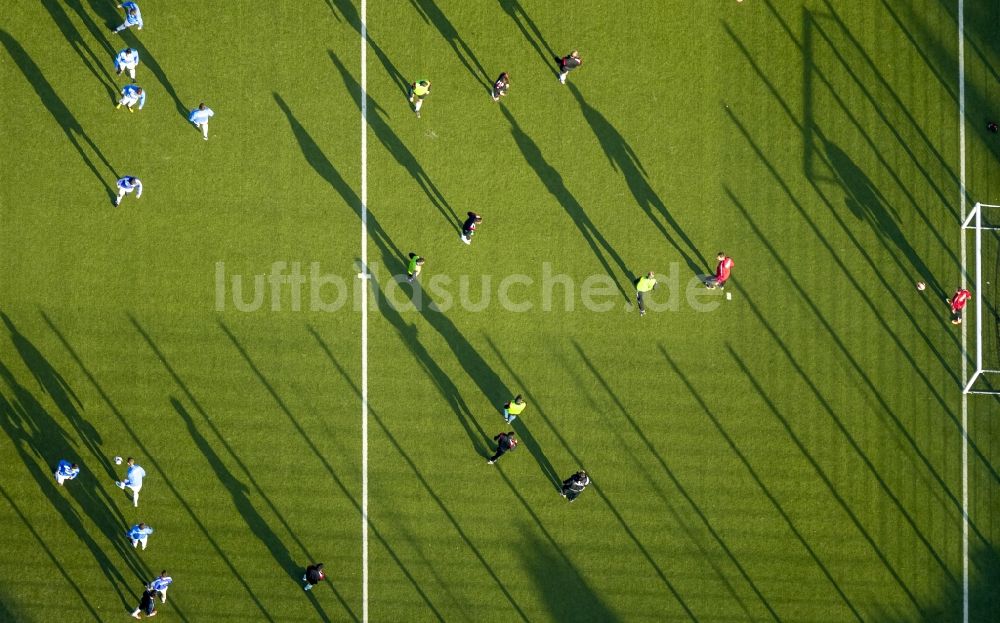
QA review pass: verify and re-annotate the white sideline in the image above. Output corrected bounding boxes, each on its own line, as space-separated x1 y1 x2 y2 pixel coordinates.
956 0 969 621
360 0 370 620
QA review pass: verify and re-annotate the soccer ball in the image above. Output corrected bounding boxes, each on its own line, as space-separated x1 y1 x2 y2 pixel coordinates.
114 456 123 465
916 281 926 291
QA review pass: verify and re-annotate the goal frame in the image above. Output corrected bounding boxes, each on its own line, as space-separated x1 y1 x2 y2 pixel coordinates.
961 202 1000 394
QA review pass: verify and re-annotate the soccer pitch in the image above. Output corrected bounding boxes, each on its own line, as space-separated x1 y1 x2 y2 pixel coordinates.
1 0 998 621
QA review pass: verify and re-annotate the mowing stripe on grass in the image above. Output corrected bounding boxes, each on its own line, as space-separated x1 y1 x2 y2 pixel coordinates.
956 0 969 621
359 0 370 621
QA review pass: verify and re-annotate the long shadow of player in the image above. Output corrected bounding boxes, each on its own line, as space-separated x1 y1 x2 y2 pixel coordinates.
370 276 493 456
568 84 706 278
304 327 526 621
274 95 490 454
273 92 404 268
500 105 633 302
171 398 331 622
0 30 118 202
2 314 146 578
40 0 117 98
824 140 944 296
4 313 121 486
323 0 411 97
519 528 619 622
497 0 560 76
329 51 461 233
408 0 492 90
482 337 566 490
0 360 139 610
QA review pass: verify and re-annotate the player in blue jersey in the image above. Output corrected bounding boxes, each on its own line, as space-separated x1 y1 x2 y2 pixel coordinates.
149 571 173 603
116 84 146 112
114 176 143 207
53 460 80 486
113 2 144 33
127 522 154 550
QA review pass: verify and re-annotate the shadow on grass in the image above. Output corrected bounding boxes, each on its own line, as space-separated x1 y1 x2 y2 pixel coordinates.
500 104 632 302
323 0 410 97
40 0 117 98
41 312 271 622
570 340 779 621
170 397 331 622
723 99 989 484
273 92 404 272
0 482 102 620
825 140 944 299
723 178 1000 493
518 527 618 622
275 93 490 456
727 344 955 608
407 0 491 90
815 0 962 207
85 0 190 121
733 267 996 549
0 360 139 611
379 280 493 456
497 0 559 76
568 83 705 278
657 346 865 621
128 318 356 619
215 329 444 621
874 543 1000 622
2 314 154 594
725 18 964 359
3 314 119 485
330 51 462 233
0 29 118 201
308 324 528 620
481 340 695 619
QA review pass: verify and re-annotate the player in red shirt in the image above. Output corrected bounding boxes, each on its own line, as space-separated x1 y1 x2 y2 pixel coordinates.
949 288 971 325
706 252 734 289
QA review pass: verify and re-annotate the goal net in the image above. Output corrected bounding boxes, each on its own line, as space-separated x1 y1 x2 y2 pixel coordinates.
962 202 1000 394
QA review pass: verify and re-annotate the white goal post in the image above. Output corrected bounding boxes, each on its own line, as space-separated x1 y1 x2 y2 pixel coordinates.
961 202 1000 394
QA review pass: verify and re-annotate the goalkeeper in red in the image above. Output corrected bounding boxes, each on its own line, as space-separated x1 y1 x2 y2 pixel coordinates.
949 288 971 325
706 252 734 289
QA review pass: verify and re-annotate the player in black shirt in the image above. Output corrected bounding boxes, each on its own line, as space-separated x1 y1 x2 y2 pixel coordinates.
491 72 510 102
461 211 483 245
487 431 518 464
561 470 590 502
558 50 582 84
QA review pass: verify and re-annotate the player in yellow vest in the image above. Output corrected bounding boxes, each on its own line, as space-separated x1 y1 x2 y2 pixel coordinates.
409 79 431 118
635 271 657 317
407 253 425 283
503 394 526 423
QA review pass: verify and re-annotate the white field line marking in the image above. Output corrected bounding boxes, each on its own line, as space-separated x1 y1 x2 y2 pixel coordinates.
956 1 969 621
360 0 370 620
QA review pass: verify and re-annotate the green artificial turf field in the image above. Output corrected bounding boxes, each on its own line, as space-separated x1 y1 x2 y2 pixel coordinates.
1 0 999 621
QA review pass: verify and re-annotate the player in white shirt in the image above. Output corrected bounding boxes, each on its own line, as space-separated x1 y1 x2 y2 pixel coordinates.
188 103 215 141
149 571 173 603
114 48 140 81
116 84 145 112
116 457 146 506
114 176 143 206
